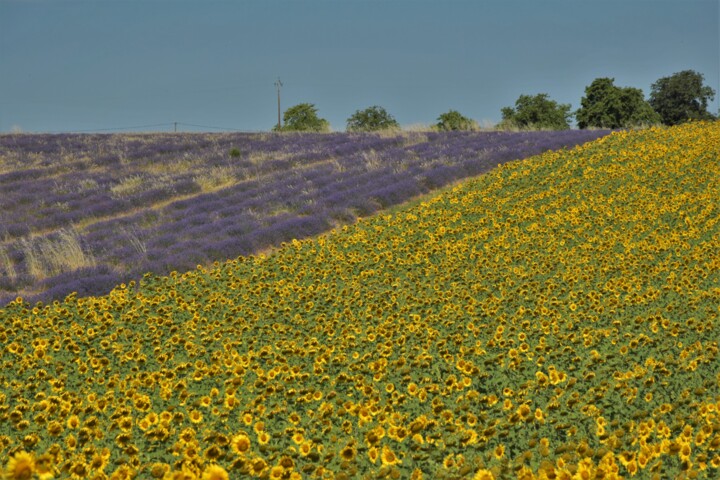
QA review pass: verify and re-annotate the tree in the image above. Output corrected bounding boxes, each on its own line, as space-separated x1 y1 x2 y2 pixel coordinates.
649 70 716 125
346 106 399 132
500 94 572 130
275 103 330 132
436 110 478 131
576 78 661 129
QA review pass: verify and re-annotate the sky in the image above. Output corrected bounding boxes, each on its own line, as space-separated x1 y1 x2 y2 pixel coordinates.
1 0 718 133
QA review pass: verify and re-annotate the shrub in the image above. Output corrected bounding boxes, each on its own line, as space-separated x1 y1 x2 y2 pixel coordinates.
274 103 330 132
500 93 572 130
435 110 478 131
650 70 717 125
346 106 400 132
576 78 661 129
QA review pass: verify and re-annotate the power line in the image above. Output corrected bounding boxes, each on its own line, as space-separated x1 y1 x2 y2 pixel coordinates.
38 122 260 134
175 122 245 132
57 123 175 133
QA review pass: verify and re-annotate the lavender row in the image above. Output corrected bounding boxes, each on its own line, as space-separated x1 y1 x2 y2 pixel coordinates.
0 129 610 306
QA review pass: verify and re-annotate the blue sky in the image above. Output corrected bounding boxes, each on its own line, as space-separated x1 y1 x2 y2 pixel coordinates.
1 0 718 133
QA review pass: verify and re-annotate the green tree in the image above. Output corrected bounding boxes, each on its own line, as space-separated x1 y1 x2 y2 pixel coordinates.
576 78 661 129
275 103 330 132
649 70 716 125
346 106 399 132
500 94 572 130
436 110 478 131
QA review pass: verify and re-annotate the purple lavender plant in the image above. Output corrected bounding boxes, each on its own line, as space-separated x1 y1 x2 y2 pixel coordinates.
0 128 611 306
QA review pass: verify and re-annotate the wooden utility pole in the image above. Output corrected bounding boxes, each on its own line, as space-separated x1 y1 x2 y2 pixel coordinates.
275 78 283 130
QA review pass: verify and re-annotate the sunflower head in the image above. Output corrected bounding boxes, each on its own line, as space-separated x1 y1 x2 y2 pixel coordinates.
380 445 401 466
230 433 251 455
5 450 35 480
201 464 229 480
339 444 357 462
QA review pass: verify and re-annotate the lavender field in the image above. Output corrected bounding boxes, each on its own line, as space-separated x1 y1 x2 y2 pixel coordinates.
0 129 610 306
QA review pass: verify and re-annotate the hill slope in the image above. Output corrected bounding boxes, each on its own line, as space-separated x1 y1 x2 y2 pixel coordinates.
0 129 609 306
1 122 719 479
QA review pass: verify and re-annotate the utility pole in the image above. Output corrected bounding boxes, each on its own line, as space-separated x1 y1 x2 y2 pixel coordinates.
275 78 283 130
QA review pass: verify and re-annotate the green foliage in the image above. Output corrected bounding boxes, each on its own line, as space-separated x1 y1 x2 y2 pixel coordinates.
229 148 241 158
435 110 478 131
274 103 330 132
346 105 400 132
576 78 661 129
649 70 717 125
500 93 572 130
2 122 720 478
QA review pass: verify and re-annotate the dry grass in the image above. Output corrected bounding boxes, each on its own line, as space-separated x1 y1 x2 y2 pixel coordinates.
0 246 16 282
20 228 95 280
121 226 147 259
110 175 146 198
362 149 382 170
193 166 237 192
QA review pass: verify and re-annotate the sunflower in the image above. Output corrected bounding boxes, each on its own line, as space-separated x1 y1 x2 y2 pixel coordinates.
339 444 357 462
67 415 80 429
298 441 312 457
204 445 222 461
364 427 385 447
493 444 505 460
47 420 64 436
679 443 692 463
4 450 34 480
88 452 109 472
257 431 271 445
358 407 372 423
517 404 532 421
230 433 251 455
380 445 401 466
269 466 284 480
242 413 253 426
367 447 379 464
163 468 197 480
138 418 151 432
253 421 266 435
288 412 301 425
179 427 196 444
201 465 229 480
117 416 134 432
473 469 495 480
188 410 203 424
34 453 55 480
248 458 268 477
150 463 170 479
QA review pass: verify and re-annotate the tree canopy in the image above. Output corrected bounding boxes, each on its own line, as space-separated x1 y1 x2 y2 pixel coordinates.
275 103 330 132
346 106 399 132
649 70 716 125
500 94 572 130
576 78 661 129
435 110 477 131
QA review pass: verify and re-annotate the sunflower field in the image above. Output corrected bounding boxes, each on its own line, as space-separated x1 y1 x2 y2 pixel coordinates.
1 121 719 479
